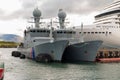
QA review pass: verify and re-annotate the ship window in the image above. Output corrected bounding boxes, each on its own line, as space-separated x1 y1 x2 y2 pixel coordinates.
57 32 60 34
69 31 72 34
118 14 120 17
102 32 105 34
79 32 81 34
88 32 90 34
109 32 111 34
67 31 70 34
99 32 101 34
84 32 86 34
30 30 33 32
64 31 66 34
40 30 43 32
47 31 50 33
91 32 94 34
43 30 46 32
96 26 100 27
68 31 70 34
33 40 35 42
37 30 40 32
33 30 35 32
59 31 62 33
73 32 76 34
95 32 98 34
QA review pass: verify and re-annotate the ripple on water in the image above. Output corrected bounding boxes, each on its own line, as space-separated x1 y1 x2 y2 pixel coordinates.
0 48 120 80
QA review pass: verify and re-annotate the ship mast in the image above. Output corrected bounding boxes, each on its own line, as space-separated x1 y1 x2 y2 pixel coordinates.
80 23 84 42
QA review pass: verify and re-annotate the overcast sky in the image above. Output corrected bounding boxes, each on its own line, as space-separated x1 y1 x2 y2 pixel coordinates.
0 0 114 36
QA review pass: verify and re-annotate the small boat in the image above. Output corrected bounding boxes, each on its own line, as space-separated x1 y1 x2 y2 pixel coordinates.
0 62 4 80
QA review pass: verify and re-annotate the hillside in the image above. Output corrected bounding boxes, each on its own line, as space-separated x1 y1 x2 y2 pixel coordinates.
0 34 23 42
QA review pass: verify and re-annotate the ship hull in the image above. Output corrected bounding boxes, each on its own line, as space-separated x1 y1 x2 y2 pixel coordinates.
62 40 103 62
18 40 69 62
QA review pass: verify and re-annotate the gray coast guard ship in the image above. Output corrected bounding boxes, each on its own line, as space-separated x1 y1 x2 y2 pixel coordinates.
16 8 103 62
17 8 69 62
53 9 103 62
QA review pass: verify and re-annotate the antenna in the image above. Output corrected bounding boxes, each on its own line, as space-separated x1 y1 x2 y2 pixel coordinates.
50 19 54 43
80 22 84 42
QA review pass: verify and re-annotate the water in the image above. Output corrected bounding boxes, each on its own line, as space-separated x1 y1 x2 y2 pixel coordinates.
0 48 120 80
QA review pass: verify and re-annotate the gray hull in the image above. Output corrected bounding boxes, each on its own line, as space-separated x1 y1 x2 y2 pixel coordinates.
30 40 69 61
62 40 103 62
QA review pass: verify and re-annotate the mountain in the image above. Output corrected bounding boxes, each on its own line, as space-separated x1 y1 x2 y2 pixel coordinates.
0 34 23 42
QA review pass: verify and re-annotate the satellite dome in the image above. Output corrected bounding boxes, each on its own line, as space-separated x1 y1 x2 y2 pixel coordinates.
58 9 66 18
33 8 41 17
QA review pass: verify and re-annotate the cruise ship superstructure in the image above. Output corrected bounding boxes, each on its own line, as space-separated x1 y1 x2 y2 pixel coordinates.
75 0 120 48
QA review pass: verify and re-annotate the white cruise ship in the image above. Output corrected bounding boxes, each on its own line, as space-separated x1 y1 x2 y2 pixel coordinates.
75 0 120 48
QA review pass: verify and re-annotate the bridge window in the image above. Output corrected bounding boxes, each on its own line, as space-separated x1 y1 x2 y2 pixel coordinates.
95 32 98 34
102 32 105 34
47 31 50 33
73 32 76 34
57 32 60 34
109 32 112 34
88 32 90 34
43 30 46 32
37 30 40 32
69 31 72 34
64 31 67 34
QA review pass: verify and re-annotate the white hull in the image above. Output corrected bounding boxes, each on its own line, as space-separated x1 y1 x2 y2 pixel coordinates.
76 27 120 48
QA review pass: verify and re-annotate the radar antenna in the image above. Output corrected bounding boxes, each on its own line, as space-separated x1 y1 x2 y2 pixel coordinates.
33 8 42 28
58 9 67 29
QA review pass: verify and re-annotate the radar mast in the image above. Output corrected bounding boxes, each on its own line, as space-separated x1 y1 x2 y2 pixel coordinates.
33 8 41 28
58 9 67 29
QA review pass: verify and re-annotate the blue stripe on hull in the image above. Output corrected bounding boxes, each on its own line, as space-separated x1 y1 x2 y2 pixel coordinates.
32 47 35 60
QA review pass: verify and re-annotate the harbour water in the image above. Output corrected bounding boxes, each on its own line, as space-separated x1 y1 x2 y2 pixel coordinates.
0 48 120 80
